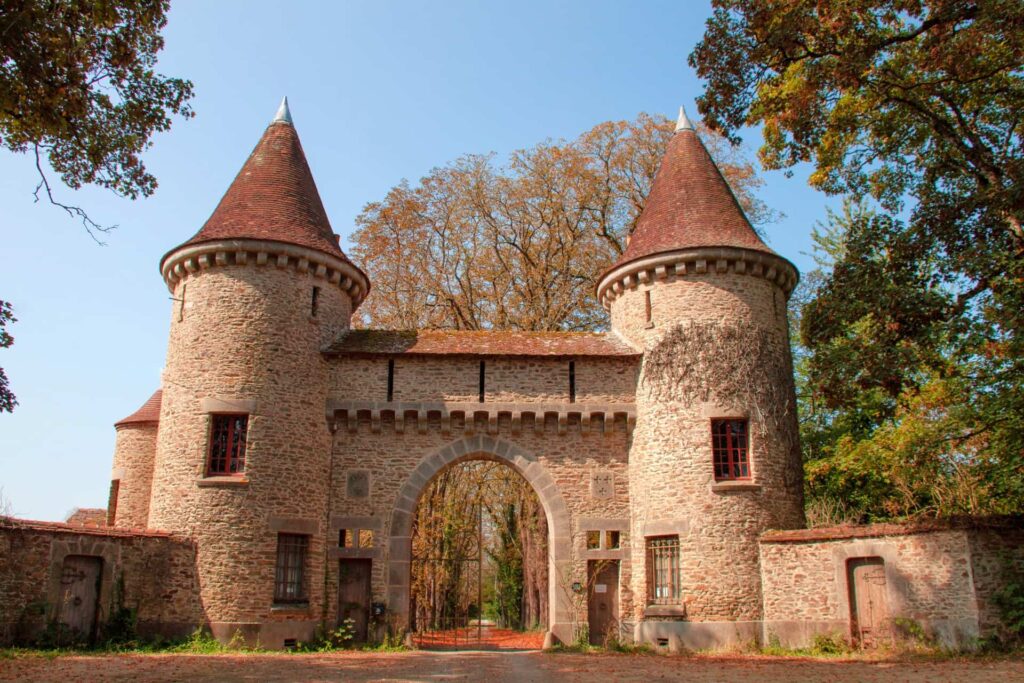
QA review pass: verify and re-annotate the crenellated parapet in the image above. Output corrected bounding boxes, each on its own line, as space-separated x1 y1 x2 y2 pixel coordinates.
327 399 636 436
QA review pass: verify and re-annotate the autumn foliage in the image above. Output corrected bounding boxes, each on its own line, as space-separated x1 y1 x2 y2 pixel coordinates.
351 113 774 331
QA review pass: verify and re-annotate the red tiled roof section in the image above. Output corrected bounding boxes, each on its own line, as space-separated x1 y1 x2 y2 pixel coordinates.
325 330 640 357
179 120 353 263
760 515 1024 543
114 389 162 427
2 517 173 538
608 129 773 273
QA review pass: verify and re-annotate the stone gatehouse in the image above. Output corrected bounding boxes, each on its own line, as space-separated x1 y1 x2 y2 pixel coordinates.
2 100 1021 650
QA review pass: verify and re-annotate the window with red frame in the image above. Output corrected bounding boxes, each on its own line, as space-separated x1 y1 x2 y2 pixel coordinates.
207 414 248 475
712 418 749 480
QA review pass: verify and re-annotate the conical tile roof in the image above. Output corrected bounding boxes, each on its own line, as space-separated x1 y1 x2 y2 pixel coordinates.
114 389 162 427
176 100 354 264
607 106 773 274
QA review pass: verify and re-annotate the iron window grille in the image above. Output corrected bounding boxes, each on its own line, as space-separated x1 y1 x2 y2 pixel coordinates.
207 414 248 475
274 534 309 604
646 536 680 605
711 418 750 481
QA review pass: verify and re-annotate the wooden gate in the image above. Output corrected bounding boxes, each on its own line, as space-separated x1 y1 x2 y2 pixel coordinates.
587 560 619 646
338 559 372 642
847 556 890 647
58 555 102 644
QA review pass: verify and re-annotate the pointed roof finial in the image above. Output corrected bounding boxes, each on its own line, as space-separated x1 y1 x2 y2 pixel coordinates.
273 96 292 125
675 104 695 133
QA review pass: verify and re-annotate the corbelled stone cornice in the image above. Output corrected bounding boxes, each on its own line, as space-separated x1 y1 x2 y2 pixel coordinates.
596 246 799 309
160 238 370 307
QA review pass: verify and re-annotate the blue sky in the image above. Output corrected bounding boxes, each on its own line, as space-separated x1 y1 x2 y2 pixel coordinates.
0 0 836 521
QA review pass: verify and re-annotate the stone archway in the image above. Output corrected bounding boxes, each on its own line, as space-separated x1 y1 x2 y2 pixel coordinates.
387 434 573 643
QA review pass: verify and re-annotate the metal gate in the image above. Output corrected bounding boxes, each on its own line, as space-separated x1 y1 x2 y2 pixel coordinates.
410 502 485 649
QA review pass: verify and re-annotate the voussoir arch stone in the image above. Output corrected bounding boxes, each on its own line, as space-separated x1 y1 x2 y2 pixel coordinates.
386 434 574 641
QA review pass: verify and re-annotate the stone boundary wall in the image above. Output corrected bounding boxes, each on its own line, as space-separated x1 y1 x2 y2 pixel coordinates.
966 524 1024 640
759 518 1024 649
0 520 202 646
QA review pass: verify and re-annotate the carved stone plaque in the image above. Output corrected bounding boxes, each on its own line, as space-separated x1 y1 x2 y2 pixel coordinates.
346 470 370 499
590 470 614 500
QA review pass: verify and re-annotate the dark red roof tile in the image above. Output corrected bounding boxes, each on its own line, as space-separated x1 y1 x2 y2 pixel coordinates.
170 113 359 269
325 330 640 357
606 126 772 275
2 517 174 538
115 389 162 427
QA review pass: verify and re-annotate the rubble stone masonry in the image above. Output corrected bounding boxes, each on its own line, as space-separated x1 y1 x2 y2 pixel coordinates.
111 423 158 529
147 260 352 646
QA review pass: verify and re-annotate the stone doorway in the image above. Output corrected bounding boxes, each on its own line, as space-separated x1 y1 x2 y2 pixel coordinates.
847 556 890 647
587 560 619 646
338 559 372 642
408 459 547 650
387 436 575 645
57 555 102 645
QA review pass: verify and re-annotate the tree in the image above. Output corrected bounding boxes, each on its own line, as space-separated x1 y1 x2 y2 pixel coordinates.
1 0 194 240
0 300 14 413
1 0 193 414
351 113 776 331
693 1 1024 519
409 460 547 634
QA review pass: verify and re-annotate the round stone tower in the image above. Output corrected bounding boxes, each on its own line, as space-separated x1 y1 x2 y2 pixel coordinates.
109 389 162 529
596 106 803 648
147 99 369 645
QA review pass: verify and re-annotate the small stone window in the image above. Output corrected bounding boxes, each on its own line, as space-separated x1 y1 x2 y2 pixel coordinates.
711 418 749 481
340 528 374 549
568 361 576 403
605 530 620 550
274 534 308 604
207 414 248 476
646 536 680 605
586 530 601 550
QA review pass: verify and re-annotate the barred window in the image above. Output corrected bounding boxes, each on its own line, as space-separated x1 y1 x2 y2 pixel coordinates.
274 534 308 604
646 536 680 605
712 418 749 481
207 414 247 475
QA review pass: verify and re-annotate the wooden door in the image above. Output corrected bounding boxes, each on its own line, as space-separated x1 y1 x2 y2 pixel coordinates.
587 560 619 646
338 559 372 642
58 555 102 643
847 557 890 647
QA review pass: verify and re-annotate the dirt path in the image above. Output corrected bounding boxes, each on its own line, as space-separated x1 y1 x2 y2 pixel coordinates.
1 650 1020 682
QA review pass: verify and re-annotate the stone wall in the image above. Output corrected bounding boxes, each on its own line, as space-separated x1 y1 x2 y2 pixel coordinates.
330 355 637 405
610 261 804 649
758 521 1024 649
966 521 1024 640
148 261 352 646
111 423 158 529
0 521 201 645
324 399 635 644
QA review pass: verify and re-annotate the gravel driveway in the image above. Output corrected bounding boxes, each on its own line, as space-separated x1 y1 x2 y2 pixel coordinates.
1 650 1020 682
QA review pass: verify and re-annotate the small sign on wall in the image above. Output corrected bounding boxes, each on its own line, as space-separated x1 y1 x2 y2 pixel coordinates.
590 470 614 499
346 470 370 498
595 584 608 593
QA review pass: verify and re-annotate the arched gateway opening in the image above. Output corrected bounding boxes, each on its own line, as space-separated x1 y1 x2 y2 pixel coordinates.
387 436 573 648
